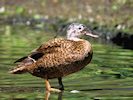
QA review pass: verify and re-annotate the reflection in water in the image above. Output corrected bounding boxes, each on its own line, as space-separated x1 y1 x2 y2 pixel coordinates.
57 92 63 100
45 91 63 100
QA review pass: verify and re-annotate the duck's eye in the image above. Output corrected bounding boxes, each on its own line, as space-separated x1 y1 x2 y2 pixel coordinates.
78 27 81 30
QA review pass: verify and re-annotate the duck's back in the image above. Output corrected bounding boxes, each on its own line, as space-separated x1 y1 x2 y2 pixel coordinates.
12 38 93 79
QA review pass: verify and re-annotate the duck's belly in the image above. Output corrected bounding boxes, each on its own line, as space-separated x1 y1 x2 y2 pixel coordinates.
31 53 93 79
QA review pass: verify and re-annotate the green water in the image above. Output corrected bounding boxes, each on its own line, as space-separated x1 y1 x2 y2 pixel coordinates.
0 25 133 100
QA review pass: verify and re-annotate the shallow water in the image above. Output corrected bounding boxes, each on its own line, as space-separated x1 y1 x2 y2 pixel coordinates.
0 25 133 100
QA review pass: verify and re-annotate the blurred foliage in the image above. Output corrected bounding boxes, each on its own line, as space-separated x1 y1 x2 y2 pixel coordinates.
0 0 133 33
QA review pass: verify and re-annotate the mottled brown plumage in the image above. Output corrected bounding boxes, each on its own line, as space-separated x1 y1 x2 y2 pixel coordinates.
10 23 98 92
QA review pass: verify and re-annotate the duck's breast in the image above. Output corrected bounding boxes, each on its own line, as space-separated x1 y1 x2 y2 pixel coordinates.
60 40 93 76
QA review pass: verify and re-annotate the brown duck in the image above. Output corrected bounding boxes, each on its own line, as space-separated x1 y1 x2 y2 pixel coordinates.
10 23 98 92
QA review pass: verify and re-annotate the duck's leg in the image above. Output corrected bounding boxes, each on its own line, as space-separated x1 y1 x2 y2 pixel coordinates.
45 79 51 91
45 91 50 100
58 77 64 90
45 79 61 92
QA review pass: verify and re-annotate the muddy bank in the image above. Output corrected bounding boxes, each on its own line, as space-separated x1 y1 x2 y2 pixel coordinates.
111 32 133 50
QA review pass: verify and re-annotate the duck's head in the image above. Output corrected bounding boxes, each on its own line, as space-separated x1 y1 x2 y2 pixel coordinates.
66 23 98 40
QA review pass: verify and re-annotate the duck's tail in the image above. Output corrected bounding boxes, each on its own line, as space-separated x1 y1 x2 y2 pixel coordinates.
10 55 35 74
10 53 40 74
9 66 27 74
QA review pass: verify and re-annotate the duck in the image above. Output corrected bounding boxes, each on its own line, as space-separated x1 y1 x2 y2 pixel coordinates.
10 23 98 92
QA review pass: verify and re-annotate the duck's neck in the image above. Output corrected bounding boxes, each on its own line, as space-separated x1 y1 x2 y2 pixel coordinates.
67 37 82 41
66 32 82 41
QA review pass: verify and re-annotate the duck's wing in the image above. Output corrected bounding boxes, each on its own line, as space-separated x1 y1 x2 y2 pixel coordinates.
10 38 91 74
33 38 90 66
14 38 63 64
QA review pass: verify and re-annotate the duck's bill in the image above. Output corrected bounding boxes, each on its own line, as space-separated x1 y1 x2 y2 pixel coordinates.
85 32 99 38
84 29 99 38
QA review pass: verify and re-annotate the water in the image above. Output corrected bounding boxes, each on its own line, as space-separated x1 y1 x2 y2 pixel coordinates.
0 25 133 100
